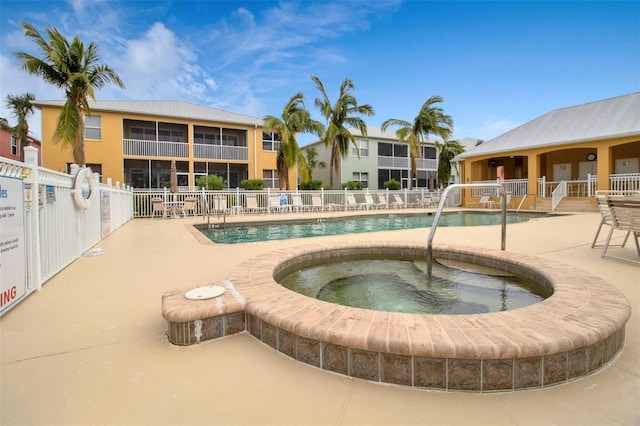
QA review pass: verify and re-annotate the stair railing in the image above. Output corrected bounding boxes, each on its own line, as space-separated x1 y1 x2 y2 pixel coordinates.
551 181 567 211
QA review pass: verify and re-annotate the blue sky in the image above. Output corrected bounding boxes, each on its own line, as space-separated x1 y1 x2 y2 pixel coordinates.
1 0 638 147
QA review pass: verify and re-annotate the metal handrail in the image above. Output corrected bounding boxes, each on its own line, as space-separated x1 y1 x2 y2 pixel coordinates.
427 183 506 278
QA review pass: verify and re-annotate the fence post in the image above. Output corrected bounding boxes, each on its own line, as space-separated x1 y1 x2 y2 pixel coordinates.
23 146 42 291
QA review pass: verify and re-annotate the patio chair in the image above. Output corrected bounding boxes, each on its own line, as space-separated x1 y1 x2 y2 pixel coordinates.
151 197 169 219
212 195 229 215
601 196 640 264
417 193 436 208
592 193 631 249
245 194 266 214
182 197 197 216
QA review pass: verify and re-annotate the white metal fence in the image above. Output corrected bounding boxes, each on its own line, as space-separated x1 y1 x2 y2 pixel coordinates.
0 147 133 316
132 187 452 218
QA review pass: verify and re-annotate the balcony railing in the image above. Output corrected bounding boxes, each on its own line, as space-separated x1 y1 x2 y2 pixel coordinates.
378 156 436 169
123 139 188 158
194 143 248 161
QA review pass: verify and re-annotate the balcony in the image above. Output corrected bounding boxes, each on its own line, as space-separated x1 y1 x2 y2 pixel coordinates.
194 143 248 161
378 156 437 169
123 139 188 158
123 139 248 161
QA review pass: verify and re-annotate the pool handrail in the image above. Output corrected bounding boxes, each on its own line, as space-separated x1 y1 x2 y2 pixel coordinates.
427 183 506 277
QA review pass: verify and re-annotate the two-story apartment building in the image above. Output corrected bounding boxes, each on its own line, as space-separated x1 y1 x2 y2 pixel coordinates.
0 122 42 165
33 100 287 189
303 126 438 190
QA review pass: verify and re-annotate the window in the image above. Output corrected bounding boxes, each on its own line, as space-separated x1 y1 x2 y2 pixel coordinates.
378 142 393 157
262 132 281 151
263 169 278 188
194 132 216 144
158 129 184 142
85 115 101 140
131 127 156 141
352 140 369 157
352 172 369 188
11 136 18 156
422 146 436 159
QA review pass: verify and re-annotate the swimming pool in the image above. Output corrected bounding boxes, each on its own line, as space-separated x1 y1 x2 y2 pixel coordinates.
197 211 552 244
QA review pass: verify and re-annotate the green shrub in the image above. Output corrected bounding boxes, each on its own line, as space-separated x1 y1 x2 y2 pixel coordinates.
196 174 226 190
384 179 401 190
341 180 364 190
300 179 323 190
240 179 264 190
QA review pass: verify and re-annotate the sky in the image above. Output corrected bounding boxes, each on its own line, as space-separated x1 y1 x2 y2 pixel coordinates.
0 0 639 148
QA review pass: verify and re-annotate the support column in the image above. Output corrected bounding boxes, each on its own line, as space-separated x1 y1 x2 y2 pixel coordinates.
596 146 610 191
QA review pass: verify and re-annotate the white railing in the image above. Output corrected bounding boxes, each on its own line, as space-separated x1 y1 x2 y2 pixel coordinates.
123 139 189 158
377 156 437 170
610 173 640 192
193 143 248 161
131 187 448 217
551 181 567 211
0 147 134 316
472 179 528 197
587 174 598 197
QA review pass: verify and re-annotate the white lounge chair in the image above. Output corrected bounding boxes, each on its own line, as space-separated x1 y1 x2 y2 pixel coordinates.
346 194 363 210
291 193 311 212
376 194 389 209
391 194 406 209
245 194 266 214
471 195 493 208
363 194 377 209
269 194 290 213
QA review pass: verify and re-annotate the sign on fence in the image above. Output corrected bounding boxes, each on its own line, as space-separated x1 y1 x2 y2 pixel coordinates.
0 176 27 314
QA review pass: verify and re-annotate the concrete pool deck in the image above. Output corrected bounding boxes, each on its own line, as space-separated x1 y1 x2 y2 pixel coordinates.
1 209 639 425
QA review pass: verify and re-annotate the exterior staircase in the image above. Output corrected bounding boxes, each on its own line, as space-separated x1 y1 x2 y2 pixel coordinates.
530 197 598 213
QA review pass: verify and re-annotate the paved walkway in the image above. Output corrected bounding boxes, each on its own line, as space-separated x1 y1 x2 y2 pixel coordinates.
1 210 638 425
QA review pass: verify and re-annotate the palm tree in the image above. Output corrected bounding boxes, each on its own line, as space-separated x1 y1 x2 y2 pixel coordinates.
381 96 453 189
312 76 374 188
435 139 465 188
263 93 323 190
14 21 125 167
4 92 35 162
304 147 326 180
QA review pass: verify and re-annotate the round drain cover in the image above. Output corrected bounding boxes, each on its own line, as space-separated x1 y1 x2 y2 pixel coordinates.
184 285 225 300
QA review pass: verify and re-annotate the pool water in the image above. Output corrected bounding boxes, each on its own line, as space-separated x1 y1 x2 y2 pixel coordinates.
279 258 549 314
198 211 551 244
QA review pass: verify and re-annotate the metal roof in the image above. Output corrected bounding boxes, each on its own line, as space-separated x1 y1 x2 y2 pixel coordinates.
33 100 264 126
456 92 640 159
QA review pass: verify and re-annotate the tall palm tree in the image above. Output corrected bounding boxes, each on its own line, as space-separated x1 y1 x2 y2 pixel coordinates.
312 76 374 188
435 139 465 188
263 93 323 190
304 147 326 180
4 92 35 162
14 21 125 167
381 96 453 189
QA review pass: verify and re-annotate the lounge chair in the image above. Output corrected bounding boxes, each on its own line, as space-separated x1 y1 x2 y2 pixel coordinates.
376 194 389 209
269 194 291 213
601 196 640 264
470 195 493 208
291 193 311 212
212 195 229 215
363 194 377 209
346 194 364 210
391 194 406 209
311 194 326 211
417 193 437 208
245 194 266 214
